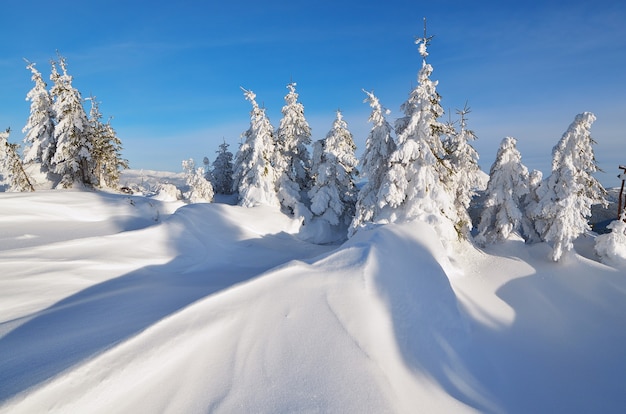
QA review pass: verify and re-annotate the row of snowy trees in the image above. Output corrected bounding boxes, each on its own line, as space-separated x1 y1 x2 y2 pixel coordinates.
189 26 610 261
476 112 607 261
0 55 128 190
189 28 481 244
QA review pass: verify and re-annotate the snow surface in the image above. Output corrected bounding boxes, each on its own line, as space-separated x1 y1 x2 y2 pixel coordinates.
1 181 625 413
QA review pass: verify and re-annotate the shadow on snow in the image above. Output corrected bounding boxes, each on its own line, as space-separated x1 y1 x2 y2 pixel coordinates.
0 201 332 402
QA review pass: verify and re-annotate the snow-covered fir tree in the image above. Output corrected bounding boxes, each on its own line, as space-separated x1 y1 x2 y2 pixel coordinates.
475 137 529 245
202 156 213 184
211 141 234 194
232 88 279 207
375 27 457 242
50 55 95 188
275 82 313 220
443 104 482 238
533 112 607 261
308 110 358 229
182 158 214 203
87 97 128 188
349 90 396 237
520 169 543 244
22 61 56 172
0 128 35 192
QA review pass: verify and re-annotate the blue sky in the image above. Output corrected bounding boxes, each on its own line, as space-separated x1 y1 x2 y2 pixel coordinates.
1 0 625 187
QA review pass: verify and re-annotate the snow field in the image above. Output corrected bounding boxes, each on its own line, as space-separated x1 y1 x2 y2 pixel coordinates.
1 190 625 413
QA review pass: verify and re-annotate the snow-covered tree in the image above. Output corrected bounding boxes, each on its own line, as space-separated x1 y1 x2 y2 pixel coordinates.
182 158 214 203
475 137 529 245
595 208 626 267
211 141 234 194
50 55 94 188
22 61 56 172
232 88 279 207
275 82 313 220
375 28 457 242
533 112 607 261
87 97 128 188
202 156 213 183
349 90 396 237
0 128 35 192
308 110 358 228
443 104 482 238
520 169 543 244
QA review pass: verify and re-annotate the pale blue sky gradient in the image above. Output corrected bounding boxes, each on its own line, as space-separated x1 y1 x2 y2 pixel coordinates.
1 0 624 187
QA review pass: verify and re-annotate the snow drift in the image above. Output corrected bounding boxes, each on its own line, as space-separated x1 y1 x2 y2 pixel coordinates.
1 190 625 413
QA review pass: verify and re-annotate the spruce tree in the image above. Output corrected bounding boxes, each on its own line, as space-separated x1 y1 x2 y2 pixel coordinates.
308 110 358 228
349 90 396 237
520 169 543 244
275 82 313 220
87 97 128 188
211 140 234 194
203 156 213 183
22 61 56 172
50 55 94 188
0 128 35 192
533 112 607 261
475 137 529 245
443 104 482 238
232 88 279 207
376 23 457 242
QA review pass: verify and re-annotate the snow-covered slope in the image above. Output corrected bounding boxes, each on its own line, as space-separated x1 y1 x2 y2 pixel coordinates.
1 190 625 413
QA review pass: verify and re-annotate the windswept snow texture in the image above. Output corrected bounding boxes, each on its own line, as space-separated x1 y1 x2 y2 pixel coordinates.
1 190 626 413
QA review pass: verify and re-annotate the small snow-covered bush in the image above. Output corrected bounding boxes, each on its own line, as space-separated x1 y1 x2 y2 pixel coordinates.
154 183 182 201
595 211 626 268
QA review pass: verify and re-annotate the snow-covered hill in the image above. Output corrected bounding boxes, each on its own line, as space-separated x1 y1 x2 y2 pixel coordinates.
1 186 625 413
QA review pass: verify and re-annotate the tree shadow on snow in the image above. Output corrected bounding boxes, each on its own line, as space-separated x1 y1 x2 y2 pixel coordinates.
0 202 332 402
469 254 626 414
